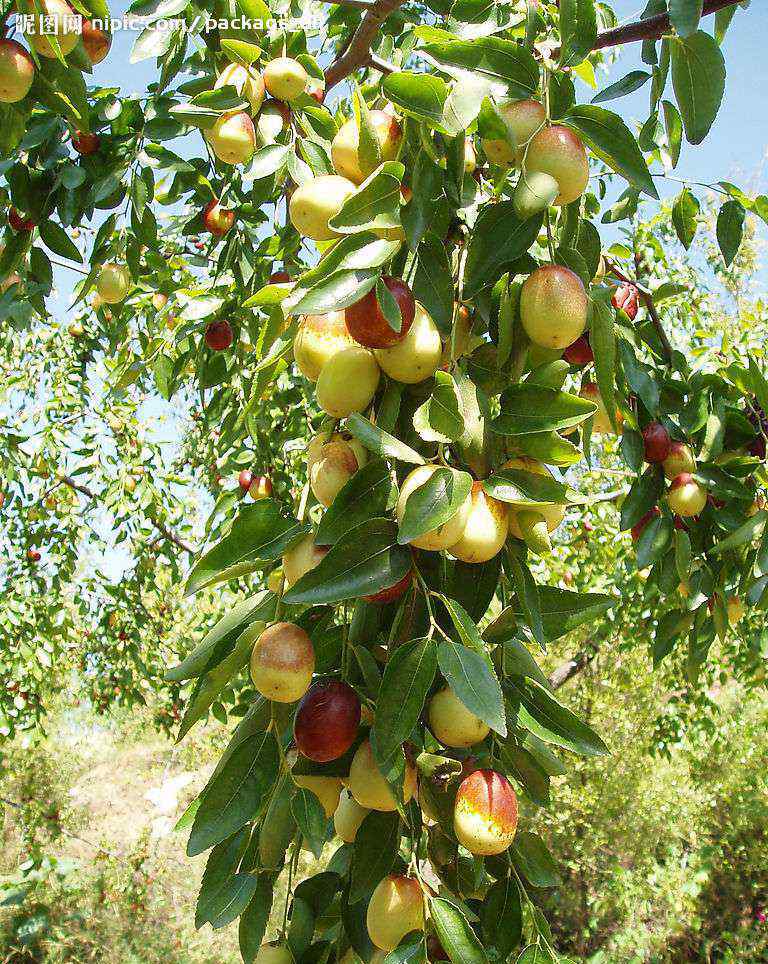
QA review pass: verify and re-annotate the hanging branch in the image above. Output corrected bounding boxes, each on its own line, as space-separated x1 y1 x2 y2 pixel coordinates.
593 0 740 51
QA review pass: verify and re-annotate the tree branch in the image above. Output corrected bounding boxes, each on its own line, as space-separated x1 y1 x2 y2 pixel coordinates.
324 0 407 90
593 0 740 51
58 475 195 555
549 642 600 690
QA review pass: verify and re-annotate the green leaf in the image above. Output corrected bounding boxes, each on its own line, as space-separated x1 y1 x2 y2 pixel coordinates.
239 881 273 963
38 221 83 263
486 587 614 645
662 99 683 168
413 232 454 335
669 0 703 38
515 431 582 467
492 385 596 436
185 501 306 595
464 205 543 299
397 468 473 545
413 371 465 443
481 877 522 958
291 788 327 859
329 162 404 233
195 829 248 927
500 744 550 807
620 466 665 531
483 467 581 506
430 896 489 964
559 0 597 68
438 638 507 737
187 728 279 855
350 810 401 902
373 638 437 771
670 31 726 144
353 85 383 179
591 70 651 104
246 144 291 180
507 677 608 757
563 105 658 198
716 199 745 267
283 518 412 605
671 187 699 248
346 413 426 465
511 831 561 888
590 299 617 431
316 460 397 546
711 509 767 556
506 544 545 649
383 71 451 132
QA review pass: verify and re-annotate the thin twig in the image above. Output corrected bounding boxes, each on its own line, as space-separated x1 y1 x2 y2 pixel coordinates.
604 257 674 364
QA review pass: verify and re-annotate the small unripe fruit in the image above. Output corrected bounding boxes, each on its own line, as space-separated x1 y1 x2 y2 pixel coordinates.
642 421 671 464
563 333 593 366
82 19 111 64
294 679 361 762
525 125 589 205
428 686 490 748
255 944 293 964
289 175 357 241
96 263 131 304
282 534 328 587
316 346 380 418
666 473 707 518
374 303 442 384
366 875 425 951
345 276 416 349
482 99 545 167
9 207 35 232
307 432 366 506
630 506 661 542
449 481 508 564
214 62 265 113
611 283 639 320
250 621 314 702
0 40 35 104
208 110 256 165
334 789 369 842
520 265 587 351
331 109 403 184
263 57 308 101
152 292 168 311
663 441 696 480
293 774 342 817
512 170 559 220
579 382 623 435
396 465 472 551
29 0 80 58
204 319 234 350
348 739 416 811
202 199 235 237
72 131 100 155
453 769 518 855
294 310 355 382
363 569 412 604
249 475 273 500
256 99 290 143
238 469 254 491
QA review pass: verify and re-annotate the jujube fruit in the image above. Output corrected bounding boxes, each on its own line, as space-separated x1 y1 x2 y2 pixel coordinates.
453 769 518 855
642 421 671 463
255 944 293 964
347 739 416 811
307 431 367 506
366 875 425 951
249 621 315 702
612 283 639 320
263 57 308 101
363 569 412 604
482 98 545 167
249 475 273 500
666 472 707 517
202 199 235 237
204 319 234 351
374 303 442 384
289 175 356 241
72 131 100 155
663 441 696 480
282 534 328 587
449 481 509 564
294 679 361 762
0 40 35 104
82 18 111 64
520 264 587 350
214 62 265 113
563 333 593 366
579 382 623 435
331 109 403 183
96 263 131 304
396 465 472 551
334 790 369 843
316 346 380 418
345 276 416 349
512 170 559 220
294 310 355 382
208 111 256 165
428 686 490 748
525 125 589 205
29 0 80 58
293 774 343 817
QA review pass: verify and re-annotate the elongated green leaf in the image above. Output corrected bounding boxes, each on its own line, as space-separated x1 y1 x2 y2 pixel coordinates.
291 787 327 859
284 518 412 605
39 221 83 263
487 587 614 644
430 897 489 964
346 413 426 465
716 199 745 266
672 187 699 248
413 371 465 443
590 299 617 431
591 70 651 104
511 831 561 888
316 459 397 546
239 880 273 964
481 876 522 958
483 468 581 506
330 162 404 233
669 0 703 39
620 466 665 531
464 205 543 299
563 105 658 198
559 0 597 68
507 677 608 757
670 31 726 144
492 386 596 436
373 638 437 770
397 468 472 545
438 638 506 736
350 810 400 902
185 500 306 595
